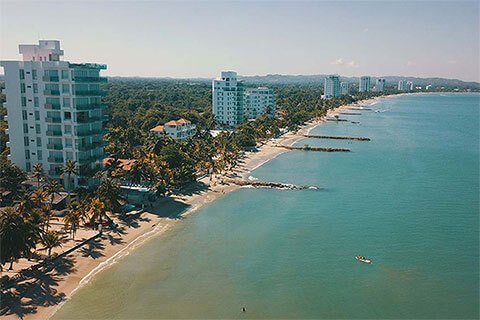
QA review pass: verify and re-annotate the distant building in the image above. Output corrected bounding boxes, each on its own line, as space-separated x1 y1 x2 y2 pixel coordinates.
359 76 371 92
212 71 245 127
150 118 196 140
324 75 341 99
426 84 432 91
1 40 107 188
212 71 275 127
340 82 349 95
406 81 414 92
373 78 386 92
244 87 275 119
398 80 407 91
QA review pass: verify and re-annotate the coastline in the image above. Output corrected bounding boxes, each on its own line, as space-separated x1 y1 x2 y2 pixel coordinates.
6 96 381 320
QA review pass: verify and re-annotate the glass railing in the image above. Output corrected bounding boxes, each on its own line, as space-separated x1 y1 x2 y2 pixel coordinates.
47 157 64 163
43 75 59 82
46 130 62 136
74 90 107 96
73 77 107 83
44 89 60 95
75 103 106 110
46 143 63 150
45 117 62 123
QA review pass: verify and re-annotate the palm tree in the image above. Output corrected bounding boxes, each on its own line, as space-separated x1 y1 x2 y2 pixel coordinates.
63 202 83 240
96 178 122 213
85 197 108 233
44 180 62 231
32 163 44 189
0 208 31 270
41 230 64 257
61 160 77 201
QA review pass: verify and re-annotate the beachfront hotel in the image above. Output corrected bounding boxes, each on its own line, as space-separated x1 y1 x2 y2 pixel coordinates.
1 40 107 188
324 75 341 99
244 87 275 119
212 71 245 127
150 118 196 140
359 76 371 92
373 78 386 92
212 71 276 127
340 81 349 95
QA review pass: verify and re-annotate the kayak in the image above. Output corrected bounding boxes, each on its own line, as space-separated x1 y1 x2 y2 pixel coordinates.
355 256 372 264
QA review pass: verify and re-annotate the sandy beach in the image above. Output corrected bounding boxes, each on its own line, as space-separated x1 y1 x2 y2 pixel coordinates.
1 97 380 320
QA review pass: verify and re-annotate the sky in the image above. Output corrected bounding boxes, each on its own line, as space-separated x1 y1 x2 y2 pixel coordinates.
0 0 479 82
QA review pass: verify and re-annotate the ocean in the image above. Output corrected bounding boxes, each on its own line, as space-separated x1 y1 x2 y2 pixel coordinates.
53 93 479 319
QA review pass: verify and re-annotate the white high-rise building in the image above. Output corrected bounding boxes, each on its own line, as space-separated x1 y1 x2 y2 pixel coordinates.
212 71 245 127
373 78 386 92
244 87 275 119
324 75 341 99
406 81 414 92
340 82 349 95
1 40 107 188
359 76 371 92
398 80 407 91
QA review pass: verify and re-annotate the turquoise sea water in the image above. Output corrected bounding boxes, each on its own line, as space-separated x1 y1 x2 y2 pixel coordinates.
54 93 479 319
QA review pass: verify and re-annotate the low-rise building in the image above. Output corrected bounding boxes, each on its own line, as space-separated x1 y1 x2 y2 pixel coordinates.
150 118 196 140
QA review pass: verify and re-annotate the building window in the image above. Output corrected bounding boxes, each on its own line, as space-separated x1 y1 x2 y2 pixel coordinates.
64 111 71 120
25 150 30 159
34 97 39 108
33 83 38 93
64 125 72 134
23 123 29 134
20 83 26 93
22 110 27 120
36 124 41 134
65 138 72 148
63 98 71 107
66 151 73 160
19 69 25 80
24 136 29 146
21 97 27 107
37 137 42 147
37 150 43 160
62 84 70 94
32 69 37 80
26 162 31 171
35 111 40 121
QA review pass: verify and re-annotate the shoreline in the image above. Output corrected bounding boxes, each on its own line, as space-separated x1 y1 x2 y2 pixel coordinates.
6 96 382 320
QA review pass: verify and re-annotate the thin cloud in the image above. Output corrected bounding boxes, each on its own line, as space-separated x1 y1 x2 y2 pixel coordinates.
347 60 360 68
406 61 416 66
363 28 369 32
448 60 457 64
331 58 344 65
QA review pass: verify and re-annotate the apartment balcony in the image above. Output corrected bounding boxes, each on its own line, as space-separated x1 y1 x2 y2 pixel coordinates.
76 128 106 136
46 143 63 150
46 130 62 137
73 76 107 83
77 141 104 151
78 153 104 164
45 103 61 110
42 75 59 82
44 89 61 96
48 170 62 177
47 157 64 163
73 90 107 96
76 116 104 123
75 103 106 111
45 117 62 123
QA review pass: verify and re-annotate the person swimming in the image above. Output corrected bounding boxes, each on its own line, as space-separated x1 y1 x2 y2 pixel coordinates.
242 307 246 312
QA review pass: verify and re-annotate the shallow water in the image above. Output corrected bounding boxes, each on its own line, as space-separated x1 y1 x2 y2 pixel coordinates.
54 93 479 319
